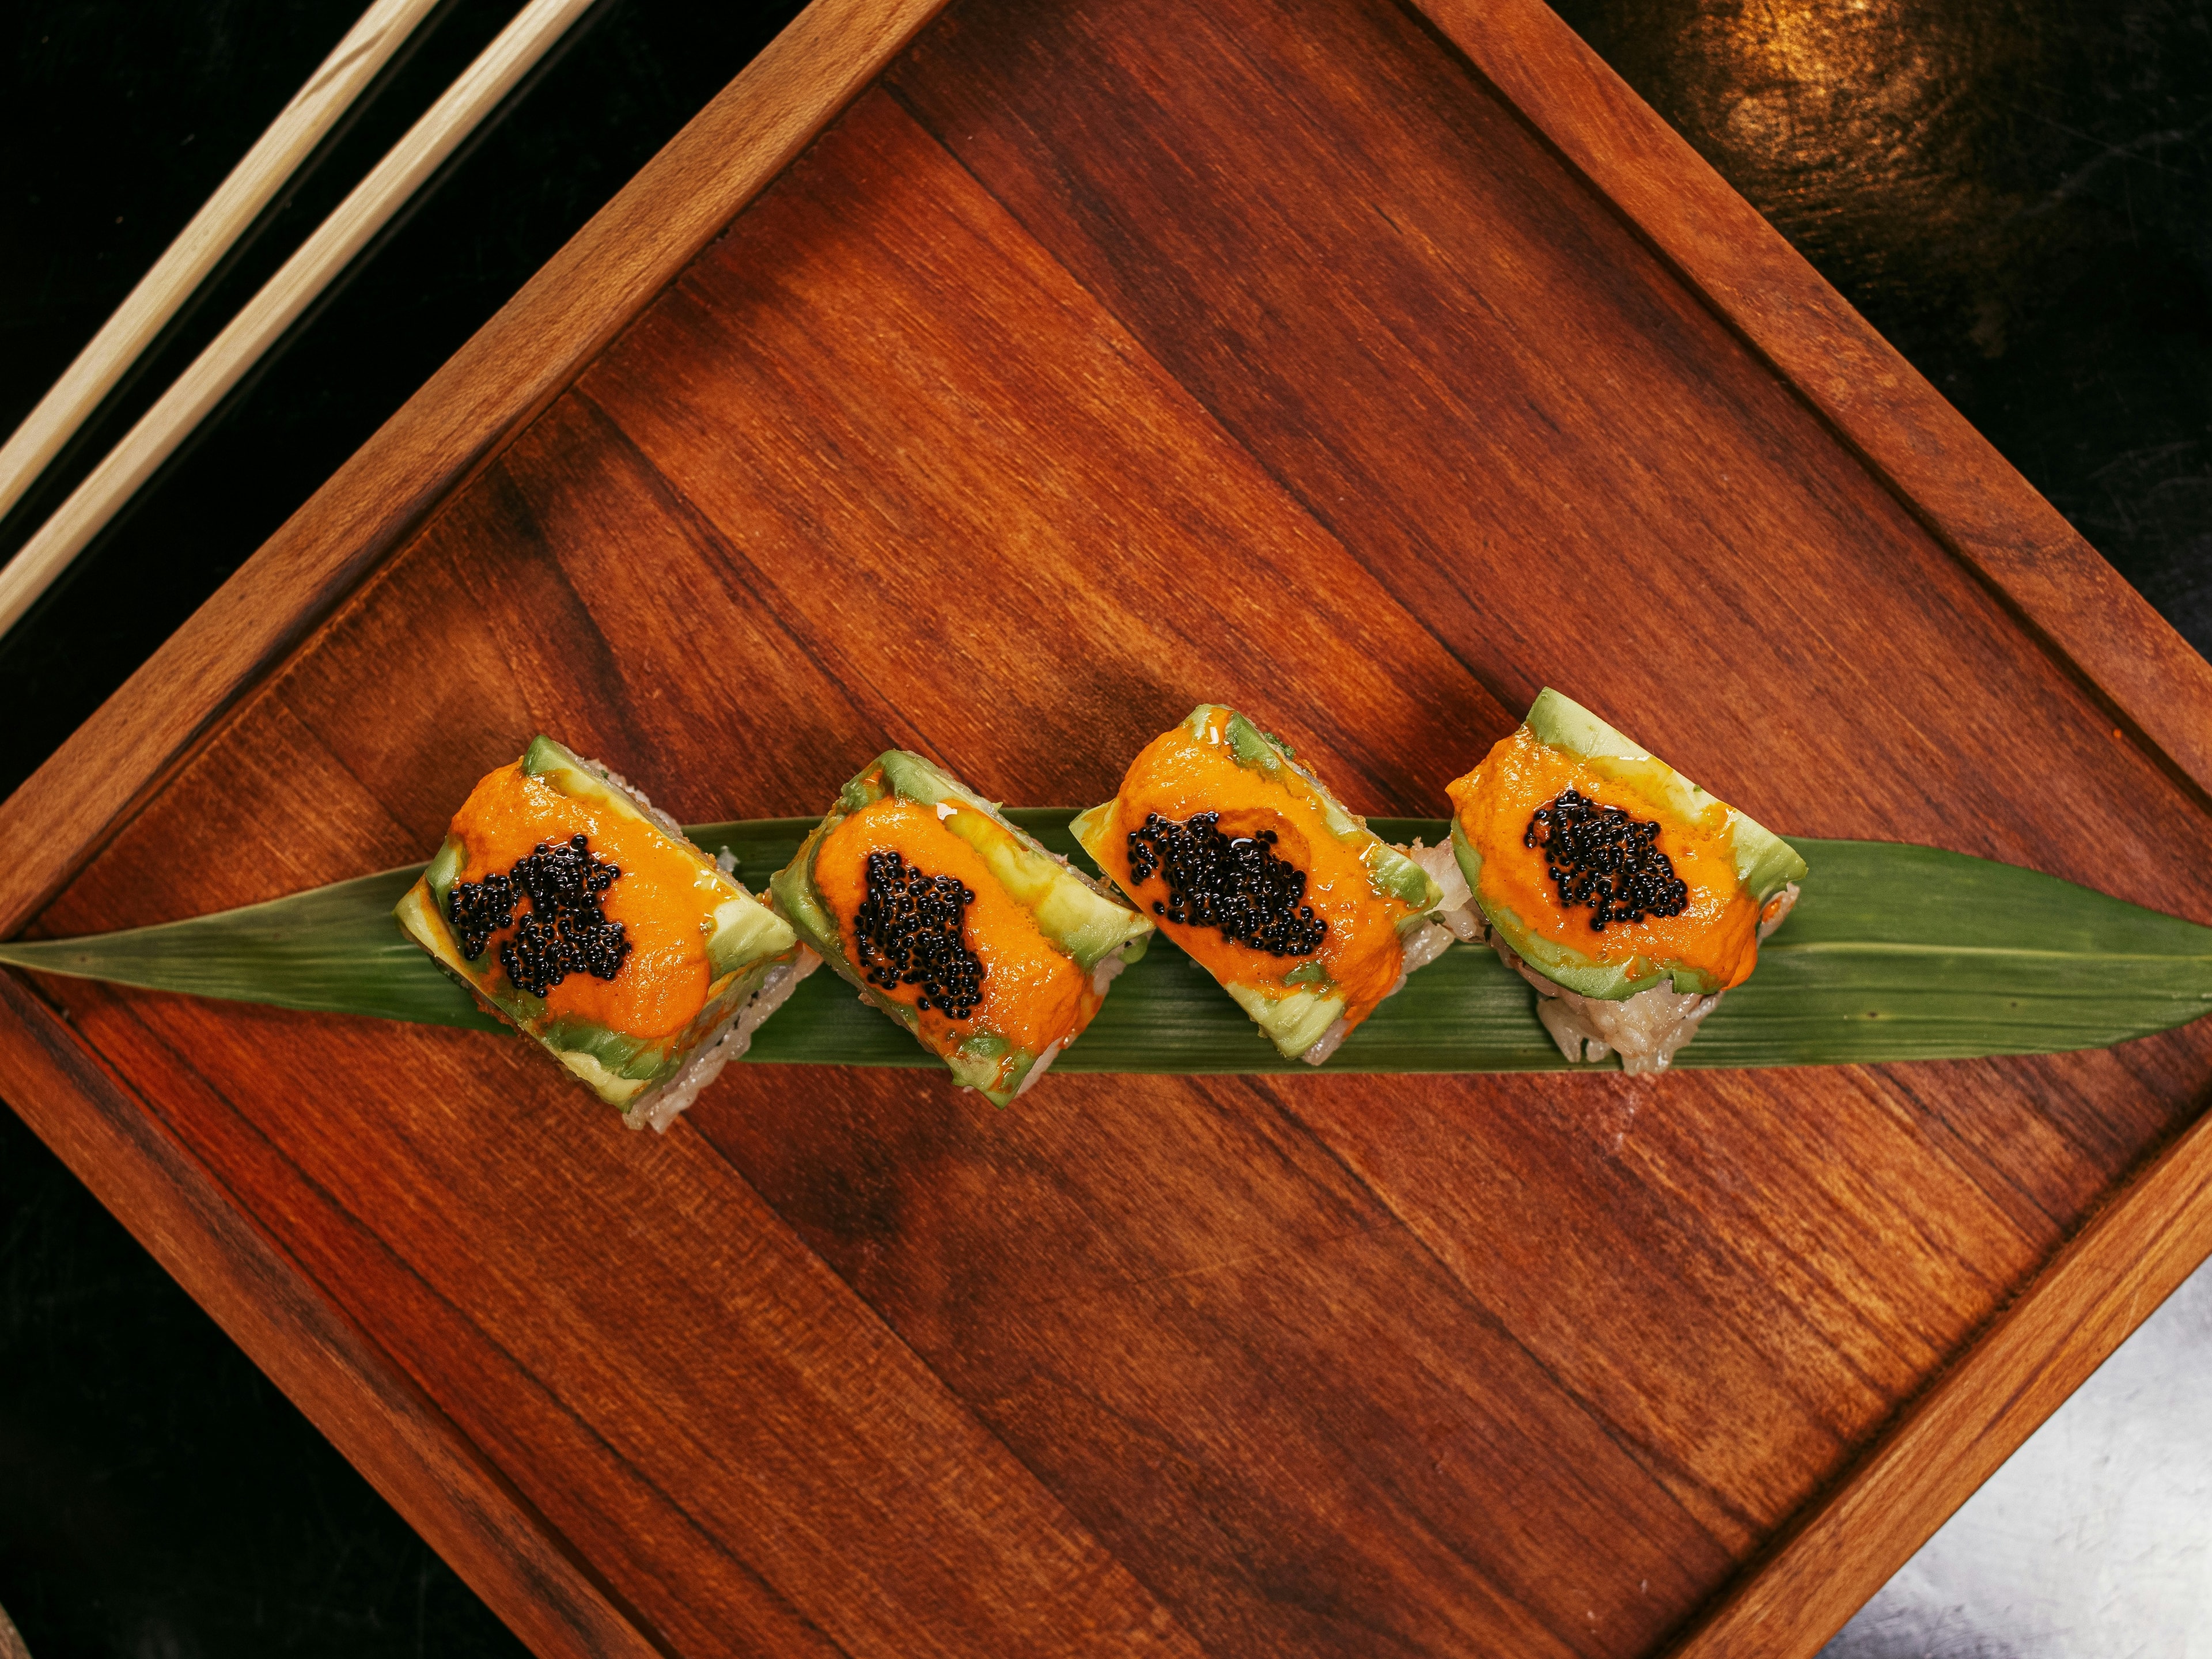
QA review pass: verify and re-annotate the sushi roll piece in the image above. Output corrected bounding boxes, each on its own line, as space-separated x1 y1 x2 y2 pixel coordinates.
1071 705 1452 1065
770 751 1155 1106
395 736 819 1131
1444 688 1806 1074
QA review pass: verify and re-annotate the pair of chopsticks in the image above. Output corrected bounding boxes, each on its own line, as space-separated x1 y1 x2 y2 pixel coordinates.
0 0 600 641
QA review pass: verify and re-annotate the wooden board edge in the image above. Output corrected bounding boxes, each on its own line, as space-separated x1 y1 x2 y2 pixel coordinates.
0 969 673 1659
0 0 952 939
1401 0 2212 810
1659 1099 2212 1658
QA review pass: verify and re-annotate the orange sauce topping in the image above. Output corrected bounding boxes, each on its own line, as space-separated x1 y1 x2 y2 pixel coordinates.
1095 714 1412 1024
813 795 1093 1059
446 763 714 1039
1446 726 1761 989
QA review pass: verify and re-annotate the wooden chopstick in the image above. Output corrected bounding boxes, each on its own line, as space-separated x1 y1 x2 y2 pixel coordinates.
0 0 601 641
0 0 443 528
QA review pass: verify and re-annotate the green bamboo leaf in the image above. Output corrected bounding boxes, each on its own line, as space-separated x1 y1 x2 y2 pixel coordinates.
0 867 507 1033
3 819 2207 1073
1681 840 2212 1067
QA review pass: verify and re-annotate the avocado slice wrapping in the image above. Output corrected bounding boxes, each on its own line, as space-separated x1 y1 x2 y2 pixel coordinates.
1523 690 1805 905
1073 704 1453 1063
1456 690 1807 1003
395 736 805 1119
769 749 1154 1106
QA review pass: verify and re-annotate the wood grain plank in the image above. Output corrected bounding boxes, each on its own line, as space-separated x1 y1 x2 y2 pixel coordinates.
693 1069 1730 1659
0 973 668 1659
72 987 1194 1659
1666 1099 2212 1659
582 90 1513 817
1283 1069 2038 1544
1402 0 2212 809
0 0 952 939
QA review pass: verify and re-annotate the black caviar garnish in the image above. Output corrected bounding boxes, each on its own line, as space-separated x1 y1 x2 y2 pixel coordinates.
448 872 518 963
1125 812 1327 956
852 850 984 1020
446 834 632 996
1525 789 1688 932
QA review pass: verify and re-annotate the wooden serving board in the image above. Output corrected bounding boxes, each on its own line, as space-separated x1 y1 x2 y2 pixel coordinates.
7 0 2212 1654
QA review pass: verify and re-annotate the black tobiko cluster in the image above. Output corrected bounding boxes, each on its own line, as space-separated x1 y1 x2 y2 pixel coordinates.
853 850 985 1019
1126 811 1327 956
446 834 633 996
1525 789 1689 932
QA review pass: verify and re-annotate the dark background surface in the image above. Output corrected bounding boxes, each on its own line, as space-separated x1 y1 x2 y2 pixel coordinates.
1 0 2206 1653
1555 0 2212 657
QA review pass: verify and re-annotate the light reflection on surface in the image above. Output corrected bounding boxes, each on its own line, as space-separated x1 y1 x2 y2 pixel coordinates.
1552 0 2212 650
1558 0 2055 337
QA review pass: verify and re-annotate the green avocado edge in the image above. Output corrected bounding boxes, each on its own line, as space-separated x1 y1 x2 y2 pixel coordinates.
771 751 1153 1105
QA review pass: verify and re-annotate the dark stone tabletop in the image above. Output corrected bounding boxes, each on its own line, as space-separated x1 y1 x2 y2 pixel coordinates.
2 0 2206 1653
